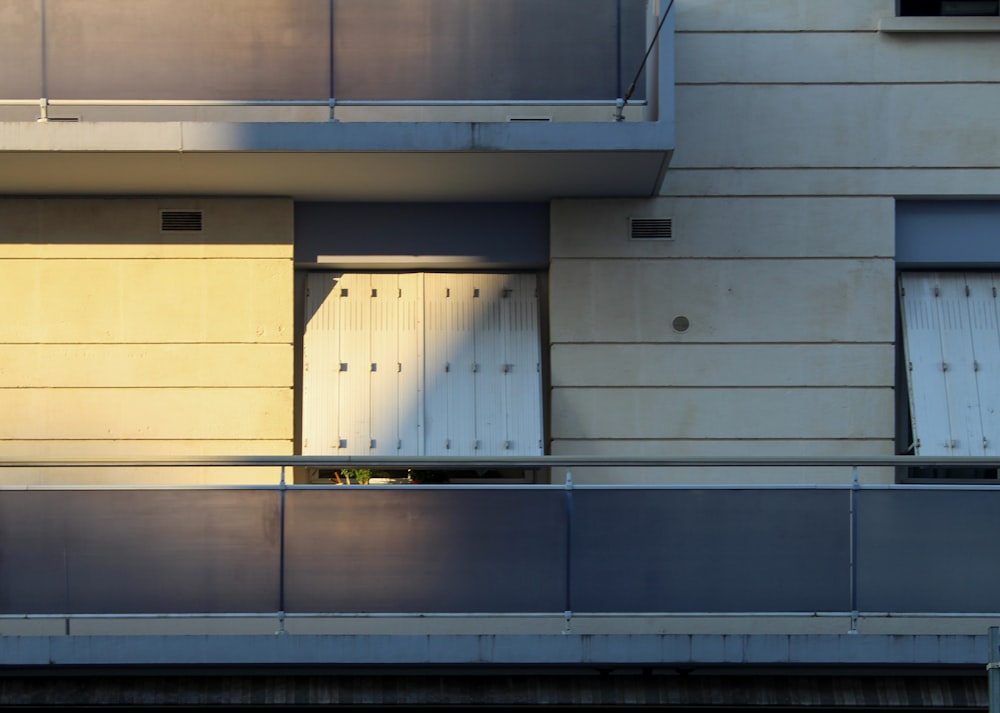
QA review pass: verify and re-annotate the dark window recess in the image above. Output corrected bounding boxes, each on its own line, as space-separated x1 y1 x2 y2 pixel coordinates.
899 0 999 15
161 210 204 232
630 217 673 241
900 465 1000 482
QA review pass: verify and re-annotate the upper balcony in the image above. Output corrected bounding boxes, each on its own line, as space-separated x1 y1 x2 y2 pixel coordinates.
0 0 675 201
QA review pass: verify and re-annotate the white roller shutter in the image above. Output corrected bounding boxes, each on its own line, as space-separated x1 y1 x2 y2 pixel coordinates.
302 272 342 454
338 273 372 455
423 273 478 456
303 272 543 458
472 274 508 456
899 272 1000 456
503 273 544 455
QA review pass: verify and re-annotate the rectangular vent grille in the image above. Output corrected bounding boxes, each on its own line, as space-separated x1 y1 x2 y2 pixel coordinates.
630 217 673 241
161 210 203 232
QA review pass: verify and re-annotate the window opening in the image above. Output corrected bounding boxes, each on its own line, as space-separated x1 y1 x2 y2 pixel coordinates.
897 271 1000 481
301 272 544 484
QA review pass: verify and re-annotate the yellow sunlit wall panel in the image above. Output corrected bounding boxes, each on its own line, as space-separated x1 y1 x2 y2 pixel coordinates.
0 198 294 485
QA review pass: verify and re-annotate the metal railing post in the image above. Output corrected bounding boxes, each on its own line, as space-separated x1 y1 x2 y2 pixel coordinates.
563 470 574 634
276 464 287 635
989 626 1000 713
849 466 860 634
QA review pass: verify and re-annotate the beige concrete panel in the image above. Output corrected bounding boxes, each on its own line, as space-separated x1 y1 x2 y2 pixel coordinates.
552 437 894 458
672 84 1000 170
662 168 1000 199
0 466 285 486
552 467 890 486
0 388 292 440
0 439 292 458
0 258 291 343
28 197 293 249
0 0 42 99
551 387 892 440
677 31 1000 85
550 197 893 259
550 344 893 388
549 258 894 343
1 243 293 259
556 465 893 486
0 438 292 485
0 344 292 388
0 121 186 150
659 167 1000 199
0 197 291 249
0 198 40 241
675 0 892 32
550 438 895 485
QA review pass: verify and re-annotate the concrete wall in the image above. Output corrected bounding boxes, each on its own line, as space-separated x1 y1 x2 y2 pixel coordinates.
0 198 294 484
549 0 1000 484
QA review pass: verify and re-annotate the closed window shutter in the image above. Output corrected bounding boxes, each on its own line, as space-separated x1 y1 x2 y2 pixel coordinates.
899 272 1000 456
303 272 543 458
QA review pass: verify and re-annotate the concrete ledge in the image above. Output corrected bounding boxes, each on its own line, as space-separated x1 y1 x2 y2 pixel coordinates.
0 634 988 669
0 120 673 154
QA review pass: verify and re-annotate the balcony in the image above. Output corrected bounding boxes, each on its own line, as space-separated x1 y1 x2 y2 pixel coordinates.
3 454 998 707
0 0 675 201
2 455 999 661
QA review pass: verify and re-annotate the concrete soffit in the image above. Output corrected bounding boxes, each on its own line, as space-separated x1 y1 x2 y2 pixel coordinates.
0 120 675 201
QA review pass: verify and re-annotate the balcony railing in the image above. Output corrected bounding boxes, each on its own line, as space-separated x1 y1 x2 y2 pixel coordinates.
0 0 663 124
2 455 1000 636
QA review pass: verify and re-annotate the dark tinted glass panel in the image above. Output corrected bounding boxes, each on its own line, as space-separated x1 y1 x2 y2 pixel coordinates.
332 0 648 100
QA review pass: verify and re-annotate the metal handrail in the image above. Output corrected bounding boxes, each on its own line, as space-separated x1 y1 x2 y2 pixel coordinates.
0 97 647 122
0 454 997 469
1 98 645 107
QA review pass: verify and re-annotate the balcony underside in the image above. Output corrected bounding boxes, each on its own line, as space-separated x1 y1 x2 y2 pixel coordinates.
0 121 673 200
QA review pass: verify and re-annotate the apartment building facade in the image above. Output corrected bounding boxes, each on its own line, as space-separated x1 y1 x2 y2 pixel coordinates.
2 0 1000 708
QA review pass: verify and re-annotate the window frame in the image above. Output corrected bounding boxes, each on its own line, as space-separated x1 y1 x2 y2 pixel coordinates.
894 201 1000 483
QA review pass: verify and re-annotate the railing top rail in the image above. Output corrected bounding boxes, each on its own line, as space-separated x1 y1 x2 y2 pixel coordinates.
0 455 997 468
0 98 645 108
